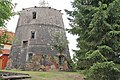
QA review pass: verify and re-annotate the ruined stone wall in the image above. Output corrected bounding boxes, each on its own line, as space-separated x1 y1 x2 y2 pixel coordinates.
24 54 68 71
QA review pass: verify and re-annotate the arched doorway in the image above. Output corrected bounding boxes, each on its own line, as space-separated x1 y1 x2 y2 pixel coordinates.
59 55 65 66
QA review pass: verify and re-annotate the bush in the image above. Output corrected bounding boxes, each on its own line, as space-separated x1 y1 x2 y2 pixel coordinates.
67 60 77 72
86 62 120 80
77 50 107 69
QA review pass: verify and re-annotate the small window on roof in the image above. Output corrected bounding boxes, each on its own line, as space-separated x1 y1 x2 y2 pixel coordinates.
32 12 36 19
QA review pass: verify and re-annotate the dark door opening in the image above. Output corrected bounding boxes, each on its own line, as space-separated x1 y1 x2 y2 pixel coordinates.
59 55 64 65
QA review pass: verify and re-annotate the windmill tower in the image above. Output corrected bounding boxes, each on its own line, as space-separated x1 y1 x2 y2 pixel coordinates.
10 6 70 70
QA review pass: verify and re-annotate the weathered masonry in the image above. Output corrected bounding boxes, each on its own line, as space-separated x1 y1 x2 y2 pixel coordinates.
9 7 70 71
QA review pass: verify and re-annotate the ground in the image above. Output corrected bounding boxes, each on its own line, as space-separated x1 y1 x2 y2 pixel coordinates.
1 70 85 80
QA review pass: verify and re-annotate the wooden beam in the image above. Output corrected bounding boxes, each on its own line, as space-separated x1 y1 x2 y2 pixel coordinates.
2 75 31 79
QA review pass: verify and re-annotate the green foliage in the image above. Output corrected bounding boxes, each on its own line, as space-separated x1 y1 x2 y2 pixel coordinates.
86 62 120 80
86 50 105 60
0 0 15 48
97 45 116 61
86 50 107 63
66 0 120 68
0 0 15 27
66 0 120 79
67 59 77 72
53 32 68 53
0 31 10 44
116 64 120 70
78 50 107 69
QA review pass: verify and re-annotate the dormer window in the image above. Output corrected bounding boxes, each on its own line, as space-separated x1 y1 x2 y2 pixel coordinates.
32 12 36 19
31 31 35 39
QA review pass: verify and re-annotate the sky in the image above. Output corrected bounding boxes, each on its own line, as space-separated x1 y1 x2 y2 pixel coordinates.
6 0 78 58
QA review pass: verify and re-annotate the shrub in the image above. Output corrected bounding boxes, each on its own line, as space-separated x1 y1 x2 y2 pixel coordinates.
78 50 107 69
86 62 120 80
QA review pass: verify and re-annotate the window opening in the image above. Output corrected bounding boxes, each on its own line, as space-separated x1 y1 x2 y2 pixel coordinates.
31 31 35 39
28 53 33 61
59 55 64 65
32 12 36 19
22 41 28 48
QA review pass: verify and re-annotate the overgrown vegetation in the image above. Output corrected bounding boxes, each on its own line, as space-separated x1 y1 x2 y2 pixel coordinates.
53 32 68 54
66 0 120 79
0 0 15 47
0 0 14 27
86 62 120 80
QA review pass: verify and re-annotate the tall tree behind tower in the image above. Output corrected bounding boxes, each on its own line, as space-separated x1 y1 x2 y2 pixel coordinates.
66 0 120 68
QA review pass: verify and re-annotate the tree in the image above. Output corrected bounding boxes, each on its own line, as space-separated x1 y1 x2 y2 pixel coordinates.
66 0 120 79
0 0 14 47
66 0 120 68
0 31 11 44
86 62 120 80
0 0 14 27
53 32 68 54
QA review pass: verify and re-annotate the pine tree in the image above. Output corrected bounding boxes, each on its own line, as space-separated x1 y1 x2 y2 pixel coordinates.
66 0 120 69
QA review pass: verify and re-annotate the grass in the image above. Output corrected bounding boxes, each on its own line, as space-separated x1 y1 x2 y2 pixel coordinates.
0 70 85 80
